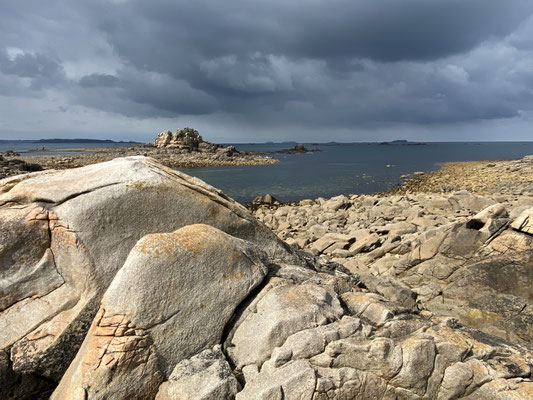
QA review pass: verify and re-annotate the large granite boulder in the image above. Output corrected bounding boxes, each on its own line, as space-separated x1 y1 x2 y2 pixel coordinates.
0 157 298 398
52 224 267 399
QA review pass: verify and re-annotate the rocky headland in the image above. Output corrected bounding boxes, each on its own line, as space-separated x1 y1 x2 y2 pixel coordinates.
0 128 276 179
1 155 532 399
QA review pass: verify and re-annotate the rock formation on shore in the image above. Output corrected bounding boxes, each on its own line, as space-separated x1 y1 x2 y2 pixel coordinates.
0 128 275 181
1 157 532 399
154 127 234 155
253 156 533 350
257 195 533 344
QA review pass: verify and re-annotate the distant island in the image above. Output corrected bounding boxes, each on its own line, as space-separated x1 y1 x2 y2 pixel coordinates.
379 140 426 146
0 139 141 144
35 139 141 144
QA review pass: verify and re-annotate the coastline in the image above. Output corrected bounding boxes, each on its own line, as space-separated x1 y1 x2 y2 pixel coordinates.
0 144 277 179
2 155 533 397
251 154 533 345
384 156 533 196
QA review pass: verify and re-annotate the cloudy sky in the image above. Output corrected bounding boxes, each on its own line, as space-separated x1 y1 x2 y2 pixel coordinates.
1 0 533 142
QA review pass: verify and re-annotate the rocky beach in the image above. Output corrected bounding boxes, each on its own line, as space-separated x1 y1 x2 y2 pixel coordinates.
0 153 532 399
0 128 276 180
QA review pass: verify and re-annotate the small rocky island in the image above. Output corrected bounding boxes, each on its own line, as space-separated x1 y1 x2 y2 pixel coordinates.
0 128 276 179
0 155 532 399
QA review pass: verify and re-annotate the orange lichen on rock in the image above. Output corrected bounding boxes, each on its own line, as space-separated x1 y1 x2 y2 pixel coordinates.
135 224 213 257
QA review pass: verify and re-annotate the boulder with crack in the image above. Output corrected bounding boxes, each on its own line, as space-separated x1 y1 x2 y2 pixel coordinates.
52 224 268 399
0 156 299 398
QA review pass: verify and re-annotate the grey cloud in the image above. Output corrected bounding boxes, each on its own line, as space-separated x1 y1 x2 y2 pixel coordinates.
73 68 217 118
79 73 120 88
0 50 65 89
98 0 533 70
0 0 533 139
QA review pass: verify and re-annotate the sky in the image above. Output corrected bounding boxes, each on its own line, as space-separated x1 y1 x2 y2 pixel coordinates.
1 0 533 143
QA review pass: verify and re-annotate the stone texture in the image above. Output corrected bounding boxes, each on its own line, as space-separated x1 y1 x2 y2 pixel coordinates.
2 156 533 399
236 360 316 400
52 224 268 399
0 157 299 397
511 208 533 234
226 280 344 369
155 345 240 400
253 187 533 347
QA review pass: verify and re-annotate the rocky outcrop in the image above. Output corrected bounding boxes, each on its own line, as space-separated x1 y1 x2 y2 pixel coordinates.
2 157 532 399
0 156 43 179
0 157 298 399
254 189 533 348
156 127 200 149
51 233 532 399
154 127 222 153
388 155 533 195
52 224 268 399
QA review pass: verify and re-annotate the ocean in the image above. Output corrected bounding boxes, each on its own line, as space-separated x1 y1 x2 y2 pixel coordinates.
182 142 533 203
2 141 533 203
0 141 136 156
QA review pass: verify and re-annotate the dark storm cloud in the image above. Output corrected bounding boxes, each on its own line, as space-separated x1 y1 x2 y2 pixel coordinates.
79 73 119 88
0 49 65 90
1 0 533 138
98 0 532 66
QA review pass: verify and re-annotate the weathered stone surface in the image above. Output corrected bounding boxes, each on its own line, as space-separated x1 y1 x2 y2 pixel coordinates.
236 360 316 400
226 280 344 369
253 187 533 348
469 203 508 226
3 156 533 399
233 281 533 399
348 232 380 254
511 208 533 234
0 157 299 396
155 345 240 400
52 224 268 399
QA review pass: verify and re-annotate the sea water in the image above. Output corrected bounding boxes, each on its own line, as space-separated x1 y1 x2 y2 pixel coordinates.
2 141 533 203
181 142 533 203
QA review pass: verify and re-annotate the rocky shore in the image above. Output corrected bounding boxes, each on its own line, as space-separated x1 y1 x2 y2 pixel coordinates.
1 156 532 399
253 155 533 346
0 128 276 180
386 156 533 196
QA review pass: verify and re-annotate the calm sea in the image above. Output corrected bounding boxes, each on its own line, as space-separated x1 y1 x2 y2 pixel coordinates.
0 141 135 156
2 141 532 203
182 142 533 203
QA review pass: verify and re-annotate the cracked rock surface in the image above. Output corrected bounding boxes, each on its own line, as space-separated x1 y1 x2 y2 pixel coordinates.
0 157 301 399
1 156 532 399
254 164 533 347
